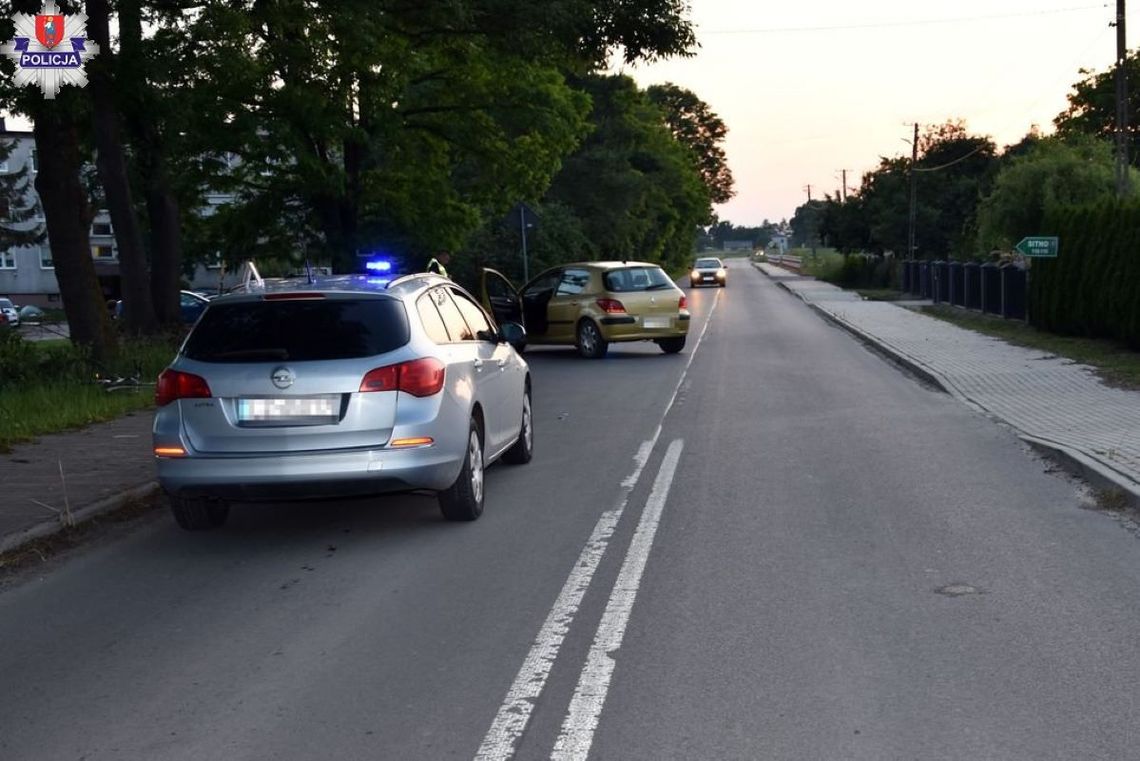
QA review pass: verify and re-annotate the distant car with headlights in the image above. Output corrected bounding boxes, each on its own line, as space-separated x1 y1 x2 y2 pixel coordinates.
153 273 532 530
480 261 690 359
689 257 727 288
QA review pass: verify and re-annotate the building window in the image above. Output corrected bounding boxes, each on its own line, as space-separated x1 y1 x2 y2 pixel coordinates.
39 245 53 269
92 244 115 259
0 249 16 269
0 161 8 173
91 220 113 236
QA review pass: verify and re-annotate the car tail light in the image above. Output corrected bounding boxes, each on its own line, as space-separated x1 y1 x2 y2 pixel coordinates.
678 295 687 311
359 357 446 397
155 369 212 407
596 298 626 314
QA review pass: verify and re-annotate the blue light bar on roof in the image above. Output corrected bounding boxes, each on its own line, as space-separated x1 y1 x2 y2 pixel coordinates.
365 259 393 273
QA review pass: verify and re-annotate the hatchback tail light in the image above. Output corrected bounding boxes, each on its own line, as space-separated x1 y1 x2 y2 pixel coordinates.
155 369 212 407
359 357 445 397
596 298 626 314
678 295 687 311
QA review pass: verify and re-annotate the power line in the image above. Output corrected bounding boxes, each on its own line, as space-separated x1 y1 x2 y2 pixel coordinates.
700 4 1108 35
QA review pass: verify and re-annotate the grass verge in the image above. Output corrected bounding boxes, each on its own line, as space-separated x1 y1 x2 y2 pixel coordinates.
855 288 907 301
921 305 1140 390
0 337 177 452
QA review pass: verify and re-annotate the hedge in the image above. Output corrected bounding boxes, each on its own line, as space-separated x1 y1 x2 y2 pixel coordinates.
1031 199 1140 348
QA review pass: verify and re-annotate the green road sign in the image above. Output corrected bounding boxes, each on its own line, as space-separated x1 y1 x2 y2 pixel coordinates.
1015 236 1059 258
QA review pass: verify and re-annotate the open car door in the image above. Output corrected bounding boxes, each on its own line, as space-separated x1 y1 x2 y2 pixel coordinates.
480 268 523 327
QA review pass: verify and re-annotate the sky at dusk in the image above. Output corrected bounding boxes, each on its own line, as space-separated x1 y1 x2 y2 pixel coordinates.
624 1 1135 226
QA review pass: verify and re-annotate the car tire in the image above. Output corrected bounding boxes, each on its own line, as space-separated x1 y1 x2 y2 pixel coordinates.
169 495 229 530
690 280 699 288
657 336 686 354
576 319 608 359
502 387 533 465
439 419 485 521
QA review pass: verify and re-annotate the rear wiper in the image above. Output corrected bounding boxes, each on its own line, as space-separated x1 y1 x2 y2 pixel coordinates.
209 348 290 360
645 283 673 290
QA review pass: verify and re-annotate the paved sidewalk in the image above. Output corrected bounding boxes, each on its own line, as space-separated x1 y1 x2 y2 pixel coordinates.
0 413 157 553
758 263 1140 499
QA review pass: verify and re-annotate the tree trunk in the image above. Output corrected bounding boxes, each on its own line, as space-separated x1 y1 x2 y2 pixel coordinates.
119 0 183 327
31 98 117 364
86 0 157 336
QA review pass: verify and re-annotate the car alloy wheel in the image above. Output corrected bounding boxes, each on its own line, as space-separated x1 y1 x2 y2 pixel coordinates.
576 320 608 359
439 418 485 521
503 388 533 464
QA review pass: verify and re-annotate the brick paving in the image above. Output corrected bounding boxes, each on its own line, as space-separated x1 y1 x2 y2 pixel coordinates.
0 413 156 547
758 263 1140 493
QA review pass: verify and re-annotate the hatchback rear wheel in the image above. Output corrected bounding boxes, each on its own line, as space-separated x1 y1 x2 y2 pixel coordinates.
576 319 608 359
169 495 229 530
657 336 686 354
439 419 485 521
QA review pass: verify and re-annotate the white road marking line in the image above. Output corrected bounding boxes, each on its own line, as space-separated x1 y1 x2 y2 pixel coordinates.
474 292 719 761
551 438 686 761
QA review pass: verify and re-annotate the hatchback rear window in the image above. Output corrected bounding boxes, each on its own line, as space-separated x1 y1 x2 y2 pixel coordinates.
603 267 674 292
183 298 410 362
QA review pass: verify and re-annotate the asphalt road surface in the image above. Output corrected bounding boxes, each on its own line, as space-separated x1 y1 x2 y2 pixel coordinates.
4 263 1140 760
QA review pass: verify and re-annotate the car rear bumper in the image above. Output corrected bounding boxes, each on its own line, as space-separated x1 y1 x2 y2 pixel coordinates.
156 444 463 502
600 314 689 342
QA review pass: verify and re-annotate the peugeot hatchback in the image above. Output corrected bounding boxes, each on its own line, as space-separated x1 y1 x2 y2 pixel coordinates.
481 262 689 359
153 274 532 529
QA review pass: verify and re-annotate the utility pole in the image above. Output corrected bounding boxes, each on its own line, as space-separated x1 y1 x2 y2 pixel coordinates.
907 122 919 260
1114 0 1129 196
836 169 849 202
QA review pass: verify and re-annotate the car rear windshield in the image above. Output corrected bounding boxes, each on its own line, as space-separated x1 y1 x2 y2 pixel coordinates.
183 298 410 362
695 258 721 268
602 266 674 292
0 299 13 308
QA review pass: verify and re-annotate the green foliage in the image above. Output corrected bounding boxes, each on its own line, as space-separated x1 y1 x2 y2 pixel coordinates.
817 121 998 259
1030 198 1140 348
0 138 43 251
1054 53 1140 166
976 135 1132 253
816 254 897 290
544 74 711 273
646 83 734 204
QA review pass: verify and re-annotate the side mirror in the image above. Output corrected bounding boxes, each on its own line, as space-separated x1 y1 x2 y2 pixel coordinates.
499 321 527 352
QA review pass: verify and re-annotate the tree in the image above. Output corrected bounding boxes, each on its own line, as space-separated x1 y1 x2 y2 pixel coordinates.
976 135 1136 252
647 83 734 204
544 74 711 271
0 138 42 251
30 94 116 362
85 0 157 335
1054 55 1140 166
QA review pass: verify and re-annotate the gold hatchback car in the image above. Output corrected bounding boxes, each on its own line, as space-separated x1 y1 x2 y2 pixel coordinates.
480 262 690 358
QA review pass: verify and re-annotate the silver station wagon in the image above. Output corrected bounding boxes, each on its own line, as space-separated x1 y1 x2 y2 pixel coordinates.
153 273 532 530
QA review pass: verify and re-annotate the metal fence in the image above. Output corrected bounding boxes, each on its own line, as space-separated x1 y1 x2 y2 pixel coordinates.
901 260 1026 320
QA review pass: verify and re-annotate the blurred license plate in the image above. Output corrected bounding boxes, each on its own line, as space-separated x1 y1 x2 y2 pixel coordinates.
238 396 338 423
643 317 670 329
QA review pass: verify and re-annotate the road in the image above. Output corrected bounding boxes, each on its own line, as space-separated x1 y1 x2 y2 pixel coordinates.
3 264 1140 760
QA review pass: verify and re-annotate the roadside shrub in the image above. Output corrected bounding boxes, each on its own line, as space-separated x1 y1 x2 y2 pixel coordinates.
1032 198 1140 348
819 254 896 289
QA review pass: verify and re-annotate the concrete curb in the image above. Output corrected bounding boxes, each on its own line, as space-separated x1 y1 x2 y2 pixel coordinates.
756 264 1140 508
0 481 161 557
